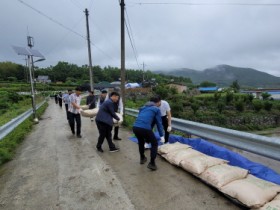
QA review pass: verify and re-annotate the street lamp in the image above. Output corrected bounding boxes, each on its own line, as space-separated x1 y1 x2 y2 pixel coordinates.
12 46 45 123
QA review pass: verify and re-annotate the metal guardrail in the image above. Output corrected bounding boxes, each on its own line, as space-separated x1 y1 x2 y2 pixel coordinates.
125 108 280 161
0 100 46 141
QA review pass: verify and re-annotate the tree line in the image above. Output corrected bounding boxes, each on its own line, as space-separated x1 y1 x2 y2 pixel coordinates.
0 61 192 86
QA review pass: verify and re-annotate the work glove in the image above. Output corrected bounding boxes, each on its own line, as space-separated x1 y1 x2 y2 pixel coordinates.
160 136 165 143
167 126 172 132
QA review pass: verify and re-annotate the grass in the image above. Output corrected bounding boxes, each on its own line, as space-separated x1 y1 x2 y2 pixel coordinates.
0 95 45 126
0 102 48 165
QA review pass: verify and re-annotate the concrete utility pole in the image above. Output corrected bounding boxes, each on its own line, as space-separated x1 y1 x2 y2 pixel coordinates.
85 8 94 91
27 36 38 123
142 62 146 83
120 0 126 116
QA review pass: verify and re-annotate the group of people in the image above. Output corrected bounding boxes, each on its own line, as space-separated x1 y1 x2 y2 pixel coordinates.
56 86 172 171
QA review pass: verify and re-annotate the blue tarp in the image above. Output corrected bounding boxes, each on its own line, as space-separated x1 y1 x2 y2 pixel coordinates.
129 133 280 185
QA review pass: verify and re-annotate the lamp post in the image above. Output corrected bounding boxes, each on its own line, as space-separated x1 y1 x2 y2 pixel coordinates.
12 45 45 123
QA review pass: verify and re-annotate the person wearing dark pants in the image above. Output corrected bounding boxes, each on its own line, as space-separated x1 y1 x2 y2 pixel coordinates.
151 96 172 144
68 87 82 138
133 96 164 171
95 91 120 153
63 89 72 121
69 112 81 136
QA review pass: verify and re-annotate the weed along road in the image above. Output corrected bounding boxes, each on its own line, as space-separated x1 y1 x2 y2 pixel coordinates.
0 101 240 210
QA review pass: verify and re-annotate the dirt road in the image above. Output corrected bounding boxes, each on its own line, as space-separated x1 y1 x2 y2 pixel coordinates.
0 100 241 210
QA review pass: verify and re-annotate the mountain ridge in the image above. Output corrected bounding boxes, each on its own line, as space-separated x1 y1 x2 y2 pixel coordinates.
155 65 280 88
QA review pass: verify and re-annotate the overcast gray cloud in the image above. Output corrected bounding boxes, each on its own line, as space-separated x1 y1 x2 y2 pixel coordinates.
1 0 280 76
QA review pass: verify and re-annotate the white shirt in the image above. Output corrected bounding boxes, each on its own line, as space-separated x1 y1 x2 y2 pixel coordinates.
159 100 171 116
68 93 81 114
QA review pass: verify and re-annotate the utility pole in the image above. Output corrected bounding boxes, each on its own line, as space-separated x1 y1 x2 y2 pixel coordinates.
27 36 38 123
120 0 126 116
85 8 94 91
142 62 146 83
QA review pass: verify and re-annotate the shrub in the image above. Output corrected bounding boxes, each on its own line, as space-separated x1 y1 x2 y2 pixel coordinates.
235 100 244 112
217 100 225 114
252 100 263 112
190 101 200 115
225 91 234 105
264 101 273 111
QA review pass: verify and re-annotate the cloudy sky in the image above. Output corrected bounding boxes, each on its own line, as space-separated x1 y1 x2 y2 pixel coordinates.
1 0 280 76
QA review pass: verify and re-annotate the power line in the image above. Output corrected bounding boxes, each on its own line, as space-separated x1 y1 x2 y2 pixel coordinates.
130 2 280 6
17 0 118 64
18 0 86 39
125 8 141 69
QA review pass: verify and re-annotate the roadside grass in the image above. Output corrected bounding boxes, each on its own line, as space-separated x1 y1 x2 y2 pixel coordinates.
0 95 45 126
0 102 48 166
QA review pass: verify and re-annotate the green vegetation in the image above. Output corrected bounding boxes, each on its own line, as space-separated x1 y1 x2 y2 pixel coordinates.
0 102 48 165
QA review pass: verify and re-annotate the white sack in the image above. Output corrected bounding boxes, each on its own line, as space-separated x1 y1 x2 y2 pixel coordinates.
80 105 89 110
158 142 191 155
199 164 248 189
80 108 99 117
113 113 123 126
221 175 280 208
162 148 202 166
180 154 228 175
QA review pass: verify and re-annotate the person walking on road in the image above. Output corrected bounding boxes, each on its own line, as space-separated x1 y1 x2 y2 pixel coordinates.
96 89 107 108
110 87 123 140
133 96 165 171
58 92 63 108
63 89 72 121
86 90 96 121
95 91 120 153
68 86 82 138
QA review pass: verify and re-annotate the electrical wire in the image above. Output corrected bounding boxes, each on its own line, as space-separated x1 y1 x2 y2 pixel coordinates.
125 8 141 69
130 2 280 6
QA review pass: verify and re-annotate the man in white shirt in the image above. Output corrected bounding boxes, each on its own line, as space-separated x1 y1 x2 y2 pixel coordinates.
151 96 172 144
68 86 82 138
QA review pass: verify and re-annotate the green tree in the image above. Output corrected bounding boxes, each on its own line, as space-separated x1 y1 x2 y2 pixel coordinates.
217 100 225 114
264 101 273 111
253 100 263 112
191 101 200 115
231 80 240 93
261 92 271 100
225 91 234 105
235 100 244 112
199 81 216 87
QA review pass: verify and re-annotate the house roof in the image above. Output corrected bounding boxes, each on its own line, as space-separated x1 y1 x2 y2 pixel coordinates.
198 87 218 92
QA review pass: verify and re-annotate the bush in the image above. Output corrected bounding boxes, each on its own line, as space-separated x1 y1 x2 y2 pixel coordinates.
235 100 244 112
190 101 200 115
264 101 273 111
252 100 263 112
226 91 234 105
217 100 225 114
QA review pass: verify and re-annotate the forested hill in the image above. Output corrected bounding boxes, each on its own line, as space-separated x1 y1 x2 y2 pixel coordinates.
0 61 192 85
156 65 280 88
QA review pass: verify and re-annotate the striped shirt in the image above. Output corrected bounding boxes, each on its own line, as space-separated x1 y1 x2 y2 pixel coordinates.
68 93 81 114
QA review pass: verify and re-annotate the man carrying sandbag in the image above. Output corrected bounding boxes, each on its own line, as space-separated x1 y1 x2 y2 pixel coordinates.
95 91 120 153
133 96 165 171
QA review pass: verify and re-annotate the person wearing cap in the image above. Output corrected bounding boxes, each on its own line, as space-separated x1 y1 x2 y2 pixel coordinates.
95 91 120 153
96 89 108 108
68 86 82 138
132 96 165 171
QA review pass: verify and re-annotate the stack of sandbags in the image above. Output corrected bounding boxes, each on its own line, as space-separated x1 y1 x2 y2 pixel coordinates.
198 164 248 189
220 175 280 209
113 113 123 126
158 142 191 155
180 155 228 176
80 108 99 117
254 193 280 210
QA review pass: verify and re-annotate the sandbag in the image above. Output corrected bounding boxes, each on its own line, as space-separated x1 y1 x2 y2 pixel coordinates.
199 164 248 189
113 113 123 126
158 142 191 155
80 105 89 110
80 108 98 117
221 175 280 208
180 154 228 175
162 148 202 166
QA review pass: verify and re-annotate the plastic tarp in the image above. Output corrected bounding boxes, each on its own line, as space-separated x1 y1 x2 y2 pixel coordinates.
129 133 280 185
